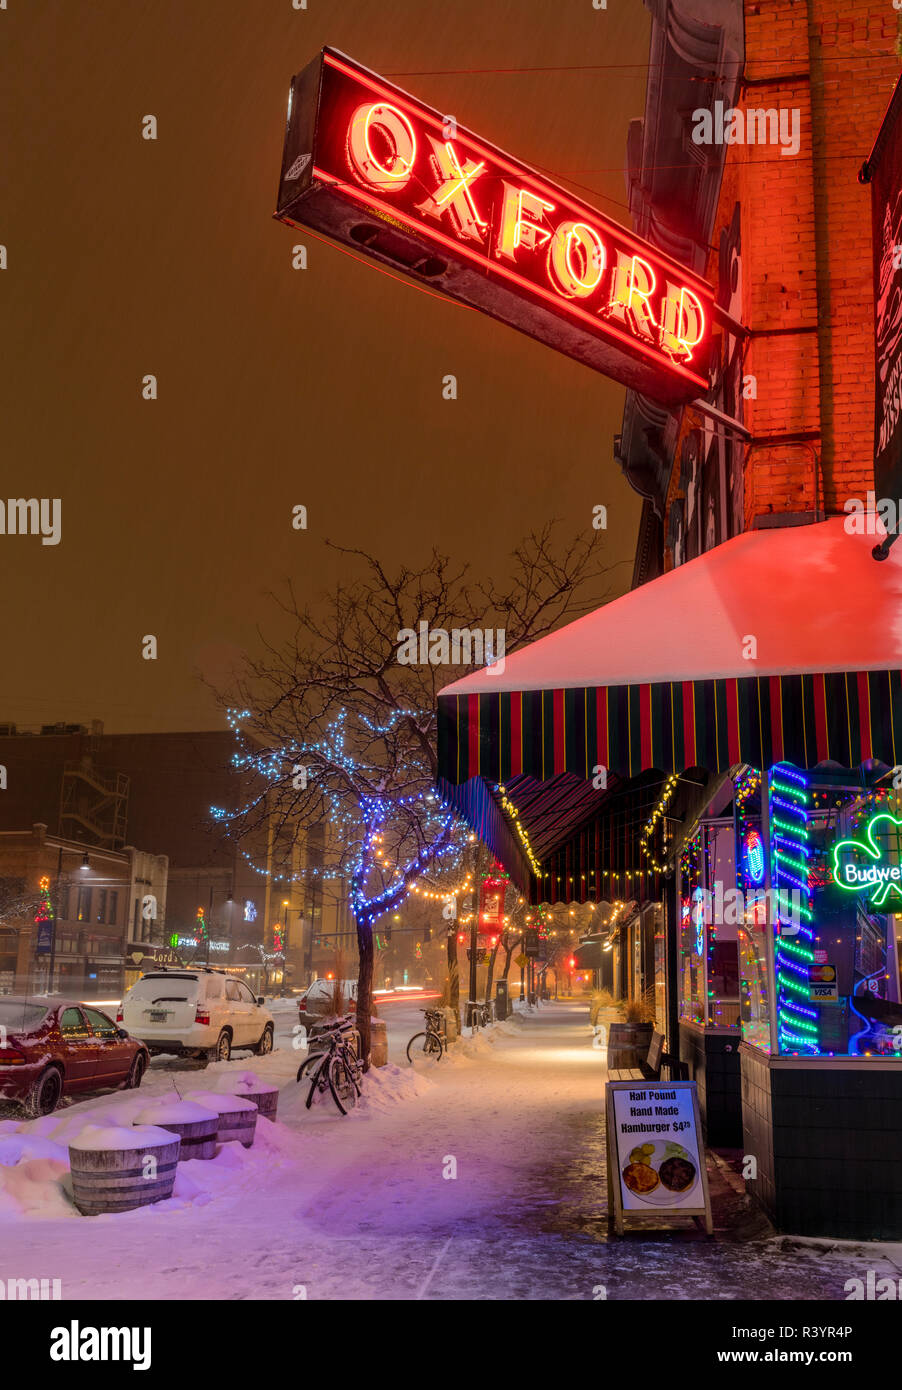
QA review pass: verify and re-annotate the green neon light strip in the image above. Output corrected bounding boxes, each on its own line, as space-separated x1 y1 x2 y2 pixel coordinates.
771 783 808 802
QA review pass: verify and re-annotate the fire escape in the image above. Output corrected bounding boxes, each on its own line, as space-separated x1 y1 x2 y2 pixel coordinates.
58 743 129 849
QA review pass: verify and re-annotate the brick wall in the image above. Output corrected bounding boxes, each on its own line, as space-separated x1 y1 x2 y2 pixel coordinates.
662 0 900 563
741 0 898 522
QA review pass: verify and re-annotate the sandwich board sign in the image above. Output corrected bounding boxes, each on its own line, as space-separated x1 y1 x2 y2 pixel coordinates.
605 1079 712 1235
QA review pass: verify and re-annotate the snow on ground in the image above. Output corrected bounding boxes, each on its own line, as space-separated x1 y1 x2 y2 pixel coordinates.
0 999 899 1300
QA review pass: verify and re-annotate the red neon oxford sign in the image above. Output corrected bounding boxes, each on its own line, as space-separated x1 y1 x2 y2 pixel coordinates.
275 49 714 403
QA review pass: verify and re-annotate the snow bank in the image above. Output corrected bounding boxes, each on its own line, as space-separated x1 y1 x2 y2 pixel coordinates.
0 1131 72 1219
279 1060 430 1128
0 1073 313 1224
357 1064 432 1115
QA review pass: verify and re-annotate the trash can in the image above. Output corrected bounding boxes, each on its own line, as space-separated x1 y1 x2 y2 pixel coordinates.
495 980 509 1021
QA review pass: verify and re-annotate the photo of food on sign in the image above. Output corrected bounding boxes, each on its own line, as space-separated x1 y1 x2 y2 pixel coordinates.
622 1141 699 1206
610 1084 705 1211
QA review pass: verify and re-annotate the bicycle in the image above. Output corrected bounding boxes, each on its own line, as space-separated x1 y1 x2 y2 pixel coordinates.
406 1007 445 1062
469 999 493 1030
297 1019 363 1115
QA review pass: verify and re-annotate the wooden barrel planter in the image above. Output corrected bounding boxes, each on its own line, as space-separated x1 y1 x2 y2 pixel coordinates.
185 1090 258 1148
607 1021 654 1069
134 1100 219 1161
68 1124 180 1215
231 1081 279 1122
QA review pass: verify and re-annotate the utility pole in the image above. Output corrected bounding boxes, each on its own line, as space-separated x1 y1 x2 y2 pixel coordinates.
48 843 64 995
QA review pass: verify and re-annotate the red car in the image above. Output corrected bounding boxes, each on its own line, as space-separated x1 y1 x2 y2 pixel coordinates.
0 997 150 1117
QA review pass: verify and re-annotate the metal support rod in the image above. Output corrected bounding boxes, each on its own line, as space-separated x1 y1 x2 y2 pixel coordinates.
49 843 63 995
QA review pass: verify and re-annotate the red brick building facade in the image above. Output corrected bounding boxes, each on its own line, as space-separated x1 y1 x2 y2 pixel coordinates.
621 0 901 577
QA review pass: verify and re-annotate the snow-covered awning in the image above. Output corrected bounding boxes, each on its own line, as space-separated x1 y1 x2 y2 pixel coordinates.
436 519 902 898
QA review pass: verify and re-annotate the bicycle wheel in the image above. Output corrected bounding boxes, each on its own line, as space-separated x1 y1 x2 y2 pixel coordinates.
297 1051 321 1082
424 1031 444 1060
345 1053 363 1095
328 1054 358 1115
305 1054 329 1109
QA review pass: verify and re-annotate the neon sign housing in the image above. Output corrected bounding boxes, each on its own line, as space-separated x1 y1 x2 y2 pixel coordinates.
274 49 715 405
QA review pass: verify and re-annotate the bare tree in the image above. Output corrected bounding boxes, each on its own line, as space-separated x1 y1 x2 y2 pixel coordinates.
215 524 615 1065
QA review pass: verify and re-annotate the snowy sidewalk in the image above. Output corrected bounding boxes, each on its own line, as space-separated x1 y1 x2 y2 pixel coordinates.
1 999 899 1300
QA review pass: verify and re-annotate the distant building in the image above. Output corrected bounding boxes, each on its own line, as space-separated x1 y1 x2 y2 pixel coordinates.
0 823 167 998
0 723 352 993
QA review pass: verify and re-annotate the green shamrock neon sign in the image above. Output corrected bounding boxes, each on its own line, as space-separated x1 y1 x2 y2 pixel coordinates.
831 812 902 906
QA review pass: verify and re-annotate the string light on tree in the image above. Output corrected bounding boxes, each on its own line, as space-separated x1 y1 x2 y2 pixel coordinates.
213 705 472 938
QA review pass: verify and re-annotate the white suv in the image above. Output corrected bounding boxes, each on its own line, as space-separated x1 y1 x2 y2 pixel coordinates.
118 969 274 1062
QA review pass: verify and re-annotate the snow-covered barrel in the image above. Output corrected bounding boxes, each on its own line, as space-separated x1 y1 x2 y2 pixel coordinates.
230 1081 279 1122
215 1071 280 1123
68 1124 180 1215
185 1090 258 1148
133 1100 219 1161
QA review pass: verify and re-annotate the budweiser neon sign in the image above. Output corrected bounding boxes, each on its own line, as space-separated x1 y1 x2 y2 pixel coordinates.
275 49 714 404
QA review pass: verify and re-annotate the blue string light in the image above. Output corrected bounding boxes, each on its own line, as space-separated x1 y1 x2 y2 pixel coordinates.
211 707 470 929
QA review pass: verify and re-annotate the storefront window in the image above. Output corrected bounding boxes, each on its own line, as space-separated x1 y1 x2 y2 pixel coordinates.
735 766 902 1059
736 769 772 1050
678 832 705 1024
679 820 741 1029
706 820 740 1028
797 779 902 1058
653 905 666 1028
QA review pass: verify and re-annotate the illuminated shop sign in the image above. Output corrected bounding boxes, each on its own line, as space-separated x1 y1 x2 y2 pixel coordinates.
832 812 902 906
275 48 715 405
742 829 765 886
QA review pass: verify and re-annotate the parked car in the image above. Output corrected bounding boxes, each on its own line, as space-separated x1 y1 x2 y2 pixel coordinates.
0 997 149 1117
297 978 358 1027
118 968 274 1061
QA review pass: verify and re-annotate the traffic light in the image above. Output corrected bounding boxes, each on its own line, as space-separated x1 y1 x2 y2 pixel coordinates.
424 925 432 942
568 957 576 969
384 924 392 942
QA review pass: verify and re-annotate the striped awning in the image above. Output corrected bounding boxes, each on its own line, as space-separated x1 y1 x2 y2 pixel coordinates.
436 519 902 899
438 669 902 787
